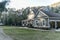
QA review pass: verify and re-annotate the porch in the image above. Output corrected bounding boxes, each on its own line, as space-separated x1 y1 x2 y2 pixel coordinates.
50 20 60 29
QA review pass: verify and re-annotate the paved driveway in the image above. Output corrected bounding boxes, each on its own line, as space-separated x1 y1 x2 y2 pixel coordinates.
0 28 13 40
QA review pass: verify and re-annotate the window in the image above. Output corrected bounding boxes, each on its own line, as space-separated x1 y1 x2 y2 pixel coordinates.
43 20 45 25
23 22 24 24
36 21 39 25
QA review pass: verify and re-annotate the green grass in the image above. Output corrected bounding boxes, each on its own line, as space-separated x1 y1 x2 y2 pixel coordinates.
3 26 60 40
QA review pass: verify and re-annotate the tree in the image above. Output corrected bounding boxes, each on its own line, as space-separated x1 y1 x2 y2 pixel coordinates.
0 0 10 21
0 0 10 12
22 8 30 20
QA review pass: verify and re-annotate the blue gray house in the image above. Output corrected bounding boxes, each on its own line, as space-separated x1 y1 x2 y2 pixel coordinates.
22 9 60 29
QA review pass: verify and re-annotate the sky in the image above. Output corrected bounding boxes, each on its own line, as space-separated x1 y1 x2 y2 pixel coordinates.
0 0 60 9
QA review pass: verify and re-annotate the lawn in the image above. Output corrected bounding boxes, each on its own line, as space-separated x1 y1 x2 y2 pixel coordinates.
2 26 60 40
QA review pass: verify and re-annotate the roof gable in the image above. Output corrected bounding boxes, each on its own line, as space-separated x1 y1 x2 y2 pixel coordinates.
36 10 48 18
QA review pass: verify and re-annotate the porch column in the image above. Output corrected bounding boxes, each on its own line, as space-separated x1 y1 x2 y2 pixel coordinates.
55 21 57 29
48 18 50 27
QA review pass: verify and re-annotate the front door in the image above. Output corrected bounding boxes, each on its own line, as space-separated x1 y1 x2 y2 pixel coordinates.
50 21 55 28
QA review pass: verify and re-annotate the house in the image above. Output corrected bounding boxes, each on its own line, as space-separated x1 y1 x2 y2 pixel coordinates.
22 9 60 29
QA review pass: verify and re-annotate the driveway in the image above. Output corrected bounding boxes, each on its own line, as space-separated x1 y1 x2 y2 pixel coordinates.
0 28 13 40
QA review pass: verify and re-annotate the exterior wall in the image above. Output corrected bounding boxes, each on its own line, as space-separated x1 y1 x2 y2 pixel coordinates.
32 18 50 28
22 19 33 27
32 19 40 27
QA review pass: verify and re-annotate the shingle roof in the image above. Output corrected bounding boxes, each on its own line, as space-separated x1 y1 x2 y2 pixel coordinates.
41 10 60 17
49 17 60 20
